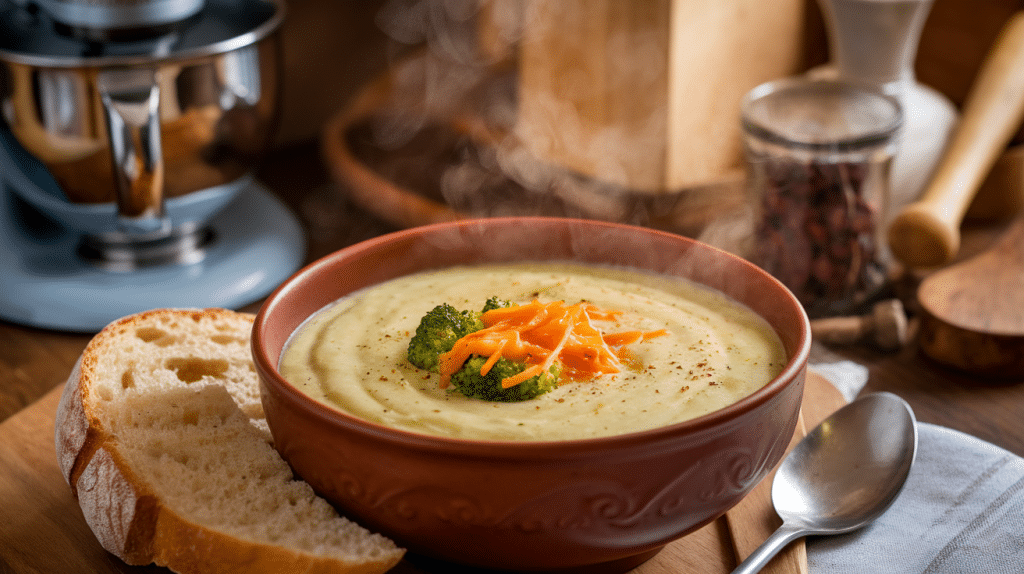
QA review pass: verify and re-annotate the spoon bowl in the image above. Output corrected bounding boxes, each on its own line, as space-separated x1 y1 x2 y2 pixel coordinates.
733 392 917 573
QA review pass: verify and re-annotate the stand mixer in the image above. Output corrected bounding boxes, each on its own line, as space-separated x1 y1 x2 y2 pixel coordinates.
0 0 305 332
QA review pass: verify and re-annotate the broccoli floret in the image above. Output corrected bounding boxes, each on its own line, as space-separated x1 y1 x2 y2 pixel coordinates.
407 298 559 402
449 356 560 402
407 303 484 372
481 297 513 312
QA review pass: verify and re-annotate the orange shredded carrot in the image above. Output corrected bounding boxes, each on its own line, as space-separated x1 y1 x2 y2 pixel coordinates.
478 339 507 375
437 300 667 389
602 329 669 346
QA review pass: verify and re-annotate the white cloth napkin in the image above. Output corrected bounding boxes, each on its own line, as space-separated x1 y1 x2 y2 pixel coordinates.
808 350 1024 573
809 340 870 402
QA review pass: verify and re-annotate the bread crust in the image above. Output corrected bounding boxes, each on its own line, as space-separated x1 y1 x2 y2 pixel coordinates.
54 308 404 574
55 356 88 489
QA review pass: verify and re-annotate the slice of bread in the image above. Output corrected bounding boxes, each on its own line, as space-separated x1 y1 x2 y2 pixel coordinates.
55 308 405 574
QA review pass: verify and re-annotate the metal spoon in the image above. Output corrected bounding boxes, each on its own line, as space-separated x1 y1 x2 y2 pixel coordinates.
731 392 918 574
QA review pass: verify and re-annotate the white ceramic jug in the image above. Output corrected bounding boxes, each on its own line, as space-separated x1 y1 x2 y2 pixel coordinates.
814 0 958 222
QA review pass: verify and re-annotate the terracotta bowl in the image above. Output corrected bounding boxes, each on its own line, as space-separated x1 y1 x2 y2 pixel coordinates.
252 217 810 573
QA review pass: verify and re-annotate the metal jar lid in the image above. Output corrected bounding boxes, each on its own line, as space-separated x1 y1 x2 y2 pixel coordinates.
741 77 903 153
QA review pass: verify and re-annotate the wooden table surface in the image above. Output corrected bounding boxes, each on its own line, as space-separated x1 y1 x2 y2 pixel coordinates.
2 133 1024 574
4 139 1024 458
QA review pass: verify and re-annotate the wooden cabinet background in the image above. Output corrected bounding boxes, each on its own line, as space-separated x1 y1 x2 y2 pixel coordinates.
274 0 1024 146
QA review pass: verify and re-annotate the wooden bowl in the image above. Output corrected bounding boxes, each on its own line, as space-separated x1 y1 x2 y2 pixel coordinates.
252 217 810 572
319 58 747 237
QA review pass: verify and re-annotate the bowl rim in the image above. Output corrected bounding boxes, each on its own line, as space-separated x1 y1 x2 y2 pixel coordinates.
252 216 811 456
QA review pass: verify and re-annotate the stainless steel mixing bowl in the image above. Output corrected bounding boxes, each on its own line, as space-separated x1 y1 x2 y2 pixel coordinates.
0 0 283 267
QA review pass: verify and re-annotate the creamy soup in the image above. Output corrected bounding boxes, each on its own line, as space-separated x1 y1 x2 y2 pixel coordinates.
279 262 787 441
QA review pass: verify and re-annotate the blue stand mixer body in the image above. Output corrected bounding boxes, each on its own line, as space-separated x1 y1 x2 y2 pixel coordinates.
0 126 305 332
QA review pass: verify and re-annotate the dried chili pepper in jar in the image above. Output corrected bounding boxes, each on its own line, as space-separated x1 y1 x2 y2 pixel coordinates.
742 78 901 318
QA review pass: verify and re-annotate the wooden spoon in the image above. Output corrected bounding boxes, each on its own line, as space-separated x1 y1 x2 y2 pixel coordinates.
916 214 1024 377
887 11 1024 269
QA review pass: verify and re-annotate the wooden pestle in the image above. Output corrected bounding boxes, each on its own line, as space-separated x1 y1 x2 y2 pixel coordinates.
887 11 1024 269
810 299 910 351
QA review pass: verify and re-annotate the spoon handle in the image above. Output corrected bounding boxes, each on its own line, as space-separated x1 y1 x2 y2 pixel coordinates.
729 522 808 574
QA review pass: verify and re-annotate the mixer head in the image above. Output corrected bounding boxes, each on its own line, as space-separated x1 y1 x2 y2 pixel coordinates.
32 0 205 41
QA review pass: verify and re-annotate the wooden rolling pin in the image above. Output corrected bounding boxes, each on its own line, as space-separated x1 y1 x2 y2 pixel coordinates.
887 11 1024 269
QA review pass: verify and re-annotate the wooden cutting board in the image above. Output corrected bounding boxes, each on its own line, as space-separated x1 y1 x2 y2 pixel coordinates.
0 372 843 573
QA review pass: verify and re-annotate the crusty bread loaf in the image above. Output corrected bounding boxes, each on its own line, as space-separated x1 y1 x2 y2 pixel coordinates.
54 308 405 574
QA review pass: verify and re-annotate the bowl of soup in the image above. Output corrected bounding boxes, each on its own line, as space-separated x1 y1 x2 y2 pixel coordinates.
252 217 810 572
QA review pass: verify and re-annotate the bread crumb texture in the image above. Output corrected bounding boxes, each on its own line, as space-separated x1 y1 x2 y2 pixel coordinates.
88 310 264 431
77 309 404 572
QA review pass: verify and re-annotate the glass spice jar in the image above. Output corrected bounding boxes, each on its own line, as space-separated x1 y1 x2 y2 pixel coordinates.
741 78 902 318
